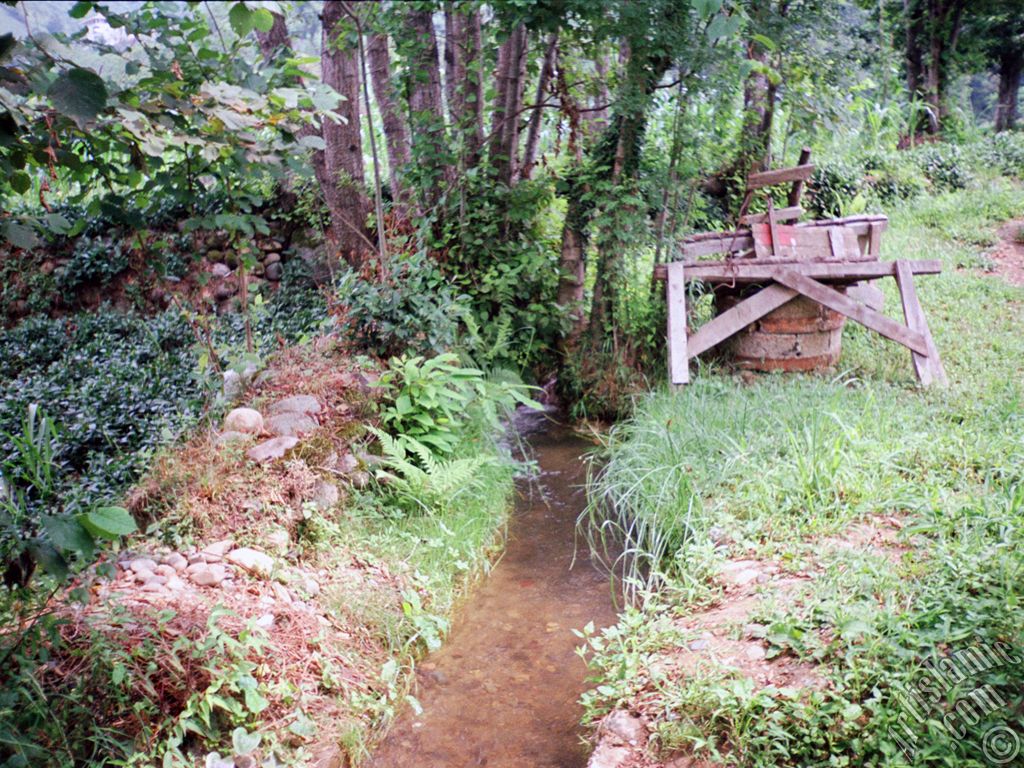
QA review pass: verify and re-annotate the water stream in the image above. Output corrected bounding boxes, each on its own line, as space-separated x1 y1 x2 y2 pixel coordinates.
368 412 618 768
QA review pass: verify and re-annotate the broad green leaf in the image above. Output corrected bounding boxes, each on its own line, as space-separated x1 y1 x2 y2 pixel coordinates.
10 170 29 193
80 506 137 539
69 2 93 19
252 8 275 33
41 515 95 555
48 67 108 126
3 220 38 249
228 3 255 36
232 727 261 755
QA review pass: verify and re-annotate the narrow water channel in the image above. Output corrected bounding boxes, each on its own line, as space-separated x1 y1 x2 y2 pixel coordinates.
368 412 618 768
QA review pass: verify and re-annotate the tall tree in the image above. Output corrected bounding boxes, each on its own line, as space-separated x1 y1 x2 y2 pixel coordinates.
963 0 1024 131
444 4 486 165
903 0 968 134
366 30 412 213
489 24 529 186
519 31 559 181
321 1 373 266
402 6 450 212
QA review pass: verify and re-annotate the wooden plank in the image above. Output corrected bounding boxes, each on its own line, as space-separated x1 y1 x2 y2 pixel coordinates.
739 206 803 225
751 224 869 262
773 268 930 356
679 233 755 259
687 284 797 359
666 261 689 385
847 282 885 312
828 227 844 258
868 222 882 257
747 164 814 189
654 258 942 282
787 147 812 206
894 259 947 386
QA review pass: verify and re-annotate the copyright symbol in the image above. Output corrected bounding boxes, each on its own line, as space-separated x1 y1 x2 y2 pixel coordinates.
983 725 1020 765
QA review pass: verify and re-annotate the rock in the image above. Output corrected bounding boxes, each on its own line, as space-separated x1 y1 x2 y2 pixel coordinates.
335 452 359 474
214 278 238 301
688 639 710 651
312 480 340 510
226 547 274 578
603 710 646 746
247 436 299 463
255 613 276 630
207 249 223 261
165 575 186 590
264 252 281 265
240 362 259 384
265 261 283 281
202 539 235 558
155 564 177 578
211 263 231 278
129 558 158 574
223 408 263 434
266 412 318 437
587 743 632 768
191 565 226 587
143 574 168 587
271 582 292 603
350 471 371 490
266 528 291 553
302 578 320 597
216 430 253 446
745 644 767 661
311 744 345 768
222 370 243 400
162 552 188 572
268 395 322 416
234 756 256 768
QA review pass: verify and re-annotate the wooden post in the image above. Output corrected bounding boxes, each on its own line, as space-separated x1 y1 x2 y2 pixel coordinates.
787 147 812 207
894 259 947 386
666 261 689 385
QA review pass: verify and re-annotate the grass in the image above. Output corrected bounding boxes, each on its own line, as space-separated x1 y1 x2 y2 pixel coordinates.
580 177 1024 766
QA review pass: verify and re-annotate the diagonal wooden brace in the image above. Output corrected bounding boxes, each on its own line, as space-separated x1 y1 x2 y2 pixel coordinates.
687 284 798 359
772 268 930 356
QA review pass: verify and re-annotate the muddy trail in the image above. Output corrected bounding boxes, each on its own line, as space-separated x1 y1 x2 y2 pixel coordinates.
368 413 619 768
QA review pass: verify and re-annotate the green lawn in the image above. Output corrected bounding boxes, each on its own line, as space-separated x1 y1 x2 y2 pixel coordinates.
579 177 1024 767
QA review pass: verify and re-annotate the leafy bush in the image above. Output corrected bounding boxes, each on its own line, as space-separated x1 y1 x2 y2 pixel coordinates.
860 151 927 204
333 253 466 359
374 353 537 456
57 236 131 294
912 143 974 191
978 132 1024 178
807 159 864 217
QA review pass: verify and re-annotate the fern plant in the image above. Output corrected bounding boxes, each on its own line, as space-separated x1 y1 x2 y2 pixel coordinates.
367 428 496 515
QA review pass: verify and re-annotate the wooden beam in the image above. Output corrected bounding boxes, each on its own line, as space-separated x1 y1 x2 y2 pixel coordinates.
895 259 947 386
787 147 812 206
666 261 689 385
740 206 803 225
655 258 942 282
747 164 815 190
773 268 930 356
687 284 797 359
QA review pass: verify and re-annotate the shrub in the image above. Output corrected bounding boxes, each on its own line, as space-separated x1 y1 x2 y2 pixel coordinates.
912 143 974 191
807 159 864 217
978 132 1024 178
57 236 131 295
860 151 927 204
333 253 466 359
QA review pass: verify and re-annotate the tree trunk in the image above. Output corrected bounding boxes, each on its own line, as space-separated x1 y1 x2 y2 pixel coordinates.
321 1 372 266
557 50 671 345
404 6 450 210
367 31 412 214
489 24 529 186
256 12 329 212
995 51 1022 132
519 31 559 182
904 0 966 135
741 38 773 173
444 5 485 165
586 52 611 140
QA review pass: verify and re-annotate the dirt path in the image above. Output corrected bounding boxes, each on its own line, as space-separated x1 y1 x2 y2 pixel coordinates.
987 219 1024 286
368 413 619 768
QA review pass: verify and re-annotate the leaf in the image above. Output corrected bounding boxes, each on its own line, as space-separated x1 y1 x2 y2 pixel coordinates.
251 8 275 33
41 515 95 555
706 13 740 42
10 171 29 193
80 506 137 539
297 134 326 151
231 727 261 755
3 220 38 249
69 2 93 19
228 3 255 36
48 67 108 126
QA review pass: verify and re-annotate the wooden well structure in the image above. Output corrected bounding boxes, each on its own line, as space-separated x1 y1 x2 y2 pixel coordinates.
655 159 946 387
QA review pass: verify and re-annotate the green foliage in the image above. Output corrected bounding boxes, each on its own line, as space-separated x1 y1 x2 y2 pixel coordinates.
334 253 465 359
807 159 864 217
374 353 537 456
978 132 1024 178
912 143 975 191
860 151 928 204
